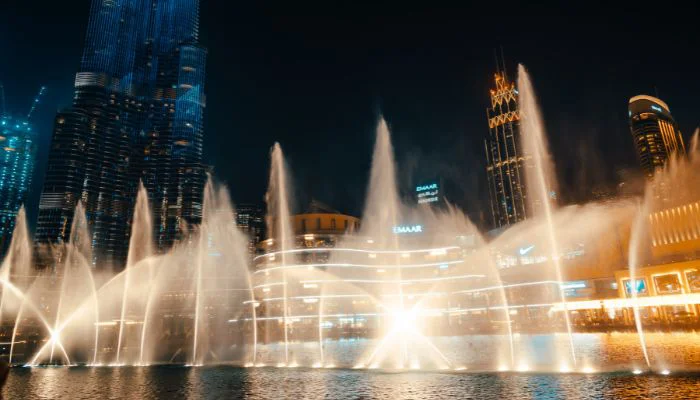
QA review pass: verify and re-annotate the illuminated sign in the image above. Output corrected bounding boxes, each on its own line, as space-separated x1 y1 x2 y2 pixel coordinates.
651 105 663 112
416 182 439 204
393 225 423 234
560 281 586 290
518 245 535 256
416 183 438 192
623 279 647 296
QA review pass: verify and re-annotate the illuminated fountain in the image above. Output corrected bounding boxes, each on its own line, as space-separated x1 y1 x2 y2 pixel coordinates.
0 66 698 375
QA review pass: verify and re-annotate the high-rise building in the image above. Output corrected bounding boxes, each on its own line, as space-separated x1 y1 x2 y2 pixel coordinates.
0 116 37 255
0 85 42 256
484 68 529 229
234 204 265 258
37 0 207 269
628 95 685 177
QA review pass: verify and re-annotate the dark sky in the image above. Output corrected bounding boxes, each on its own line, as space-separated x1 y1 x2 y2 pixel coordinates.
1 2 698 229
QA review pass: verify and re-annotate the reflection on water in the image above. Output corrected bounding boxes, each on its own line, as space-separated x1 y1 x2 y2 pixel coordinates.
252 332 700 371
6 333 700 399
7 367 700 400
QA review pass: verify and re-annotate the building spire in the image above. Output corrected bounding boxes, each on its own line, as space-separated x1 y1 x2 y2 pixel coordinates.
0 82 6 118
26 86 46 121
500 46 508 81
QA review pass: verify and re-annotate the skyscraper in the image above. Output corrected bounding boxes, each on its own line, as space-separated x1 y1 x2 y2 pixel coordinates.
628 95 685 177
0 86 41 255
37 0 207 268
484 67 529 229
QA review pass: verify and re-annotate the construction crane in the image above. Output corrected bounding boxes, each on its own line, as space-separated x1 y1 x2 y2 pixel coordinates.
26 85 47 121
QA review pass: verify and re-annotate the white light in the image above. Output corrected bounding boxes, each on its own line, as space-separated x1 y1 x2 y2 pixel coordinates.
303 283 318 289
582 367 595 374
353 364 365 369
392 309 418 332
632 369 643 375
287 362 298 368
559 364 571 373
276 363 286 368
312 362 322 368
429 249 446 256
410 361 420 370
660 369 670 375
497 365 509 372
244 363 254 368
368 253 377 259
303 298 319 304
255 363 266 367
454 366 467 371
516 363 529 372
376 269 385 273
304 234 314 240
324 364 335 369
366 239 374 244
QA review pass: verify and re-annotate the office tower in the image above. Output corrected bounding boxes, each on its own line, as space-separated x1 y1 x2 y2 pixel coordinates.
0 86 42 255
37 0 207 268
628 95 685 177
484 66 529 229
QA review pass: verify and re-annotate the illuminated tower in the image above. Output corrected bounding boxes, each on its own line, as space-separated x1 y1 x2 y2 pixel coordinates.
484 66 529 229
37 0 207 269
628 95 685 177
0 85 42 255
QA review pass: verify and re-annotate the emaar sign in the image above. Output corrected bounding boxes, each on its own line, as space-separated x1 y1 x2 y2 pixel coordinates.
416 183 438 192
393 225 423 234
416 182 439 204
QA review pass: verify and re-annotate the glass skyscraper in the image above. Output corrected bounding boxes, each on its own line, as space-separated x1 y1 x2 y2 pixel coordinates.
484 69 530 229
0 114 37 255
628 95 685 178
37 0 207 269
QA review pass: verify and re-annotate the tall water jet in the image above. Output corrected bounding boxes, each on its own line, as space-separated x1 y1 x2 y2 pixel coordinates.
265 143 294 365
191 180 214 366
359 118 406 368
127 183 154 365
49 203 97 365
628 198 652 369
117 183 153 365
517 65 576 366
0 207 32 326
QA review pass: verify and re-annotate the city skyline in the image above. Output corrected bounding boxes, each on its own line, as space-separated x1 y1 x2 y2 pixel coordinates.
3 3 700 396
1 3 699 230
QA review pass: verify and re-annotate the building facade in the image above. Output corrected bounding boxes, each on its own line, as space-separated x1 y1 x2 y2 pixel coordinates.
37 0 207 268
0 114 37 255
484 70 529 229
628 95 685 177
234 204 265 259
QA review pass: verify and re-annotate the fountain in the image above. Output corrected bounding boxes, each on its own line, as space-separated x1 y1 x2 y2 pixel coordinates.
0 68 697 376
517 65 576 368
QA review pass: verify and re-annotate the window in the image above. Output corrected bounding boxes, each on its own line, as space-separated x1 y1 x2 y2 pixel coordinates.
316 218 321 230
331 219 336 230
301 219 307 233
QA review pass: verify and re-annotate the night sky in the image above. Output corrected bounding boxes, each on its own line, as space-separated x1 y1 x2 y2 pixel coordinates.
2 2 698 230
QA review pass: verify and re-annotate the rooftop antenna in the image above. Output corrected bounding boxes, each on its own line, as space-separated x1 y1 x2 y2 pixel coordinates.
0 82 6 118
26 86 47 121
499 46 508 80
493 48 501 75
